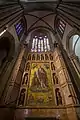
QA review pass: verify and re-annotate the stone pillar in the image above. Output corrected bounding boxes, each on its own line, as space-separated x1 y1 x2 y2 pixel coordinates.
53 47 79 120
0 45 28 120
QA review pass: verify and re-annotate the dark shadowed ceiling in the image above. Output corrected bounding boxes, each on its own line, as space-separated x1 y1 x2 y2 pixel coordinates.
22 2 58 12
0 0 18 5
20 0 58 33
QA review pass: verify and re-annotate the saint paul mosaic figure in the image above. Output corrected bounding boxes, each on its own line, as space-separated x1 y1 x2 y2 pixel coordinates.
31 66 48 89
27 63 54 106
30 66 49 92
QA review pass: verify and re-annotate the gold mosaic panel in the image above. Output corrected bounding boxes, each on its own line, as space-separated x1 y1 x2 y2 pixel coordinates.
26 62 55 106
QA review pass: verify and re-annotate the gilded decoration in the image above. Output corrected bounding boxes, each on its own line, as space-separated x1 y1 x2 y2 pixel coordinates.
26 62 55 106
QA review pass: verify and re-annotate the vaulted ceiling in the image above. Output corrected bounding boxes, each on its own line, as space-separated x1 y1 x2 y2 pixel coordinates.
21 1 59 35
0 0 79 37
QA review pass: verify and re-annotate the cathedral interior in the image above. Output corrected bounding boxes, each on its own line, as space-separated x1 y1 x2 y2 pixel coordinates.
0 0 80 120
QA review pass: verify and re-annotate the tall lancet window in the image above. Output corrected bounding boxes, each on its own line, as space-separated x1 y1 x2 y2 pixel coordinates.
31 35 50 52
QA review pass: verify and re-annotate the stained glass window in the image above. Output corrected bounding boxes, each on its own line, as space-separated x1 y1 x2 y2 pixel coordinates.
31 36 50 52
15 19 25 40
70 34 80 61
56 18 66 38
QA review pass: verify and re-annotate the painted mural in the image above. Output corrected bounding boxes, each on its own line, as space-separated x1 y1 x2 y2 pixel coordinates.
26 62 55 106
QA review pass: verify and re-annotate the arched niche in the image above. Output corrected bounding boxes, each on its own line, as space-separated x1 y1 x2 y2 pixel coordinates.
52 73 58 85
18 88 26 106
0 31 15 72
55 88 62 106
22 73 28 85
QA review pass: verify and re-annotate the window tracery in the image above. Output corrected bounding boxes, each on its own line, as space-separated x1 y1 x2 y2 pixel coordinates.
31 36 50 52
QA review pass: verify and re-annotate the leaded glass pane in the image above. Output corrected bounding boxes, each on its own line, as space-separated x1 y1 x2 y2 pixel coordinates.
31 35 50 52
